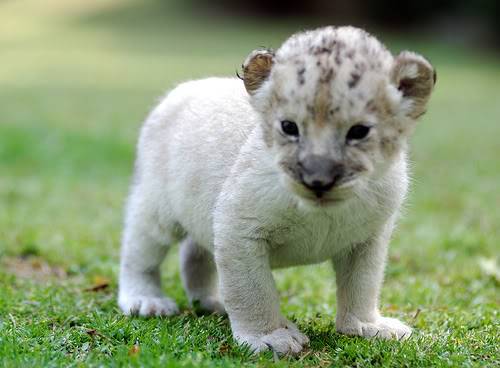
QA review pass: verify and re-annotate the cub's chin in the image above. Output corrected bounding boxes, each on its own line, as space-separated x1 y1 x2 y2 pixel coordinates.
281 176 353 210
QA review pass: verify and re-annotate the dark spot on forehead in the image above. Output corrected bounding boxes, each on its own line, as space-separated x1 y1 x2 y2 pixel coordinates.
335 53 342 66
308 37 346 57
368 60 383 71
320 68 334 84
354 62 366 72
346 50 355 59
297 67 306 85
329 106 340 115
310 46 332 55
335 40 346 50
348 72 361 89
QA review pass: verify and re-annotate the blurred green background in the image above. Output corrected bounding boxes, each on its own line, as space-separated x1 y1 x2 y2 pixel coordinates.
1 0 499 366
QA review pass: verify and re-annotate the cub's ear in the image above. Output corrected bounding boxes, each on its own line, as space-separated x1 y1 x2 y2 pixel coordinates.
242 49 274 95
391 51 436 119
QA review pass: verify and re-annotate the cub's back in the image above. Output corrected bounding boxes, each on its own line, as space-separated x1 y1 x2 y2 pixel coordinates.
137 77 260 246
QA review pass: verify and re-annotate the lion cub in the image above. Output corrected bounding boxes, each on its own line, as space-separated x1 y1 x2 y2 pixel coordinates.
119 26 436 355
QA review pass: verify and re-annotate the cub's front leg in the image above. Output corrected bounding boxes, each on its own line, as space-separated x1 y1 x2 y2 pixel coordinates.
332 225 412 340
214 236 309 355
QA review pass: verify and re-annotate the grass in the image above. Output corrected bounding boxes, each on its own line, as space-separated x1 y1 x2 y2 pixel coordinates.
0 0 499 366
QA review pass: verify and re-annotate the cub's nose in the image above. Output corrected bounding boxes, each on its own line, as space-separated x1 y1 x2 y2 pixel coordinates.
298 156 344 198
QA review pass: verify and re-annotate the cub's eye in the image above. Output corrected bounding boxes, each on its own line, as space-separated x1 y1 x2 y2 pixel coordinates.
280 120 299 137
346 124 371 141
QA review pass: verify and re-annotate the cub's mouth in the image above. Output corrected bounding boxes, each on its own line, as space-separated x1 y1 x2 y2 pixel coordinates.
300 191 351 207
285 177 354 207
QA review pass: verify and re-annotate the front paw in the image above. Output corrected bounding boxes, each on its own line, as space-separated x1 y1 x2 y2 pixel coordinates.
235 321 309 355
337 313 412 340
119 294 179 317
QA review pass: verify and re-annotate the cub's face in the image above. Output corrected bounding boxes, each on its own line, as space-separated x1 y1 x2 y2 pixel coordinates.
243 26 436 206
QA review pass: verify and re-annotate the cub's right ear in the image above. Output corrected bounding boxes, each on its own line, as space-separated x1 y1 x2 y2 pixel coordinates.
242 49 274 95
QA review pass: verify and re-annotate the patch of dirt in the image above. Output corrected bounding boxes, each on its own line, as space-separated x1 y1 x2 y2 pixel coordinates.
3 256 67 281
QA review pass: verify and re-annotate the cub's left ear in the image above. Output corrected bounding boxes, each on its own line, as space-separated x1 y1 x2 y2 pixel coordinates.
391 51 436 119
242 49 274 95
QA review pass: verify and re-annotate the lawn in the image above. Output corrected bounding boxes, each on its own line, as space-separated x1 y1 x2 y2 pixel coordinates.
0 0 498 366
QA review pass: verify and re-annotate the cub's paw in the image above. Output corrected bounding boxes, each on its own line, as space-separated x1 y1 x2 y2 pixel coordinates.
119 295 179 317
236 322 309 355
337 313 412 340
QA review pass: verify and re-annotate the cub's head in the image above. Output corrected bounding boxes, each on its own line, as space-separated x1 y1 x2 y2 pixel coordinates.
242 26 436 206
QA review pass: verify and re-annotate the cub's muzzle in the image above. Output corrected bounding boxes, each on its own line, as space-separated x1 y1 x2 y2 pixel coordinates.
298 155 344 198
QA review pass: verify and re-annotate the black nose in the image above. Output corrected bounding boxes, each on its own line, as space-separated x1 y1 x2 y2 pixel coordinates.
298 156 344 198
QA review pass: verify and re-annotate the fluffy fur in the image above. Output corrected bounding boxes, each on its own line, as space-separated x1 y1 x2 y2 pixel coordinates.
118 26 436 355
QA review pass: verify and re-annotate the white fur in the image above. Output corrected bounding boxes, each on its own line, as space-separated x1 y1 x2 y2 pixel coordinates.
118 27 430 355
119 77 410 351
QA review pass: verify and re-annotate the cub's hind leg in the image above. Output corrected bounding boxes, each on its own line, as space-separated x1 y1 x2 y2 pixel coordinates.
180 238 225 314
118 185 179 317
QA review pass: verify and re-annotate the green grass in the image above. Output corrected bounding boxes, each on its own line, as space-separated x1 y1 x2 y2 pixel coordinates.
1 0 499 366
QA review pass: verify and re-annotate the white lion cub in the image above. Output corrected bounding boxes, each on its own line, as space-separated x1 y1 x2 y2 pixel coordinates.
118 26 436 355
